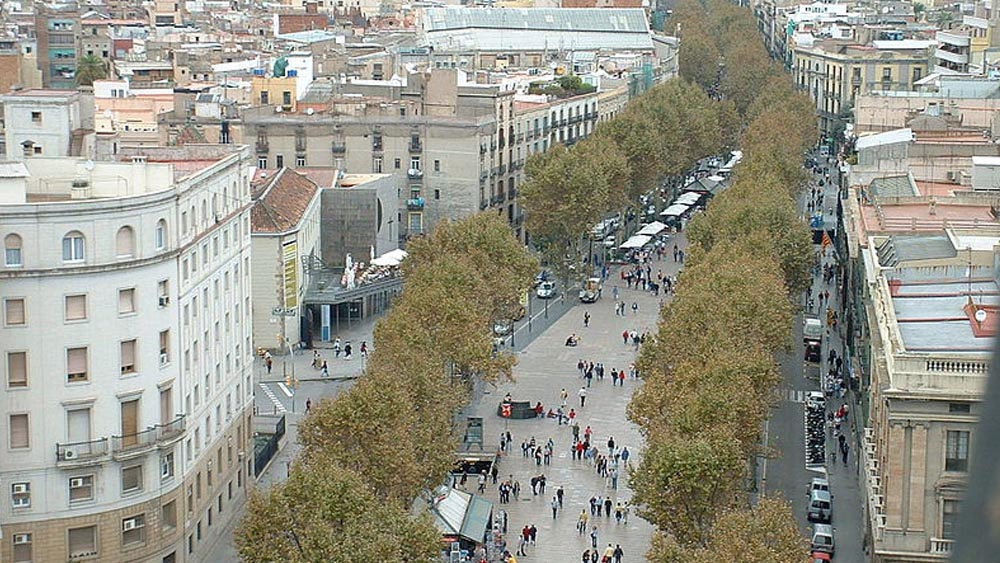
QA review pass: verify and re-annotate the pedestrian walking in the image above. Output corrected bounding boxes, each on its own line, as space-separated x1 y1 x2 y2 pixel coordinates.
343 343 352 359
590 525 599 548
320 360 329 377
582 549 593 563
577 510 589 535
613 545 624 563
333 337 341 358
305 398 312 413
604 497 613 518
556 485 564 507
360 341 368 357
631 302 638 315
551 496 559 518
621 330 629 345
584 311 591 327
265 353 272 374
579 386 588 407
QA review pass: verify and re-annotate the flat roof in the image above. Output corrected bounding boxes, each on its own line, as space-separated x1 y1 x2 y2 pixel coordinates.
891 278 999 352
972 156 1000 166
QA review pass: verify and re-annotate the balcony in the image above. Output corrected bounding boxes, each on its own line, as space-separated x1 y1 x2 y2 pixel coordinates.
507 187 518 199
156 414 186 444
513 213 524 227
407 168 423 180
929 538 954 555
331 142 346 155
295 138 307 152
56 437 110 467
480 170 489 181
112 426 158 459
480 200 489 211
407 197 425 211
255 139 269 153
409 140 423 153
490 194 505 206
499 164 507 175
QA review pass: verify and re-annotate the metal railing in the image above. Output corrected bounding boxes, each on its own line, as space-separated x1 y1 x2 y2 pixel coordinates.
156 415 186 442
56 437 109 463
112 426 157 454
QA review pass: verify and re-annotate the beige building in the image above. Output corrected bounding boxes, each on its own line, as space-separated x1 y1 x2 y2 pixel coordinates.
856 230 996 562
793 38 934 131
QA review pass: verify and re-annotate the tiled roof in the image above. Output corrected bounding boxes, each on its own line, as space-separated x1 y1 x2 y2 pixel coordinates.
251 168 319 234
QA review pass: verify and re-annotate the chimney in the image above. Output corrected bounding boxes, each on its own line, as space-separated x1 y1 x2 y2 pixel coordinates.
926 102 941 117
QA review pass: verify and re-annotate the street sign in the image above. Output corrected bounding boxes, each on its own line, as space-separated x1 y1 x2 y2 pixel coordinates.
271 307 298 317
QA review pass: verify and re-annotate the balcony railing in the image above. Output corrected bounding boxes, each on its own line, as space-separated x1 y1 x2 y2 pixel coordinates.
929 538 954 555
409 141 423 152
407 168 423 180
331 142 346 154
407 197 425 210
499 164 507 175
507 187 518 199
295 138 306 152
156 414 186 443
56 438 109 465
480 200 489 211
255 139 268 153
112 426 158 457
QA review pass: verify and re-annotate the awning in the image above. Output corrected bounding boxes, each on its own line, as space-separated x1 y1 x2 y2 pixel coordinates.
660 203 691 217
619 234 652 249
636 221 667 236
371 248 408 267
674 192 702 206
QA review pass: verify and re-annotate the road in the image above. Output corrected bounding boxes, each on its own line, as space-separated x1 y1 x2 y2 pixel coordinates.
763 153 866 561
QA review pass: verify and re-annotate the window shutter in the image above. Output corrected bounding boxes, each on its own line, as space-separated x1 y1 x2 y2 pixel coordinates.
68 348 87 375
6 299 24 325
119 289 134 314
66 295 86 320
9 414 28 448
121 340 135 370
116 227 134 257
7 352 26 386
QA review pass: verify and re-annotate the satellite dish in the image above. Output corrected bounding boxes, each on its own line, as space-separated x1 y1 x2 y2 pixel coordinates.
975 309 988 324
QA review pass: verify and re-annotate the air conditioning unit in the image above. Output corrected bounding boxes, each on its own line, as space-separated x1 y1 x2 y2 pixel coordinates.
69 478 86 488
13 534 30 545
12 483 29 494
160 352 169 366
946 170 959 183
122 518 138 531
63 448 77 460
158 295 170 307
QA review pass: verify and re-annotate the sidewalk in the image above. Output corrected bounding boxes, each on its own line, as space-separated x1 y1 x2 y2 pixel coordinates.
463 235 689 562
258 315 379 384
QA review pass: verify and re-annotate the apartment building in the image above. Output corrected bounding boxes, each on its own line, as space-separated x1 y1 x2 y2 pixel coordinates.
1 89 94 160
793 38 934 131
34 2 80 89
0 145 257 563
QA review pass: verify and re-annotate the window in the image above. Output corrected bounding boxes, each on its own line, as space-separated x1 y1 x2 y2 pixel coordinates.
949 403 970 414
410 156 421 171
119 288 136 315
69 475 94 502
296 156 305 167
11 482 29 507
9 414 28 449
434 159 440 172
4 298 25 326
161 451 175 480
30 111 41 123
68 525 97 559
882 67 892 81
155 219 167 250
7 352 27 388
257 157 266 169
62 231 85 262
67 347 88 383
945 430 970 472
942 499 960 539
372 156 383 173
12 532 31 562
163 500 178 529
121 464 143 493
160 330 170 366
394 157 401 169
115 226 135 258
158 280 169 307
65 294 87 321
275 155 284 168
122 513 145 545
120 340 137 375
4 233 22 267
434 189 441 200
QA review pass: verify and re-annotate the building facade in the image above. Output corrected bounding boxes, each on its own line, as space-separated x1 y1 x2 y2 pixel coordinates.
2 89 94 160
34 2 80 89
0 145 257 563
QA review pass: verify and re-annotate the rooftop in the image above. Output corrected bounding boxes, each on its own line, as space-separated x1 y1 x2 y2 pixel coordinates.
889 276 999 352
251 168 319 234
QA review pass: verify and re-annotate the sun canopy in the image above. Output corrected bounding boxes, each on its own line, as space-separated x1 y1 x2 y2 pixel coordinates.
660 203 691 217
619 234 652 249
371 248 408 267
674 192 703 206
636 221 667 236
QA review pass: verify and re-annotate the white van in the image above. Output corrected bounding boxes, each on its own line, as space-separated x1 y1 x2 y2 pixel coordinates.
811 523 835 555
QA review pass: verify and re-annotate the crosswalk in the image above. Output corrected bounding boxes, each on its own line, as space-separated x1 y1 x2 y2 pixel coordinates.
258 383 287 413
782 389 808 404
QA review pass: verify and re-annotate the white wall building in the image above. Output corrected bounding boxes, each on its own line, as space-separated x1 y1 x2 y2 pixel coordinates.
0 145 256 563
1 89 92 160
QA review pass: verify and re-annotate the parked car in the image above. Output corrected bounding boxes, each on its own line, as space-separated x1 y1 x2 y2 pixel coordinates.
807 392 826 410
808 476 830 496
807 489 833 523
811 523 835 555
536 281 556 299
809 551 832 562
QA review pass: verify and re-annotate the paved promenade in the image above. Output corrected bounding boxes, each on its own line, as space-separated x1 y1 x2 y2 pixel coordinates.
465 237 688 562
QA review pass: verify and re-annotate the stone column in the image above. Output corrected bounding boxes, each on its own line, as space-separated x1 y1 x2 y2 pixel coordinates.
907 423 928 532
886 422 906 529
